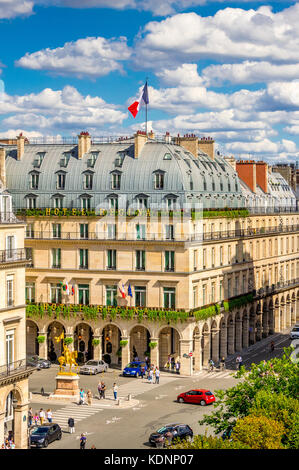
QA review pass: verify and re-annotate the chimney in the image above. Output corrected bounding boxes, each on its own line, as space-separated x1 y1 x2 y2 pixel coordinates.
148 130 155 140
236 161 256 193
198 136 215 160
78 131 91 159
17 133 25 160
175 133 199 158
256 161 268 193
134 131 147 158
0 147 6 187
165 132 171 144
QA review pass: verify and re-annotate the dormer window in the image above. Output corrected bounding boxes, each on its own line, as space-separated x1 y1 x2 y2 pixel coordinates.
30 172 39 190
52 194 64 209
26 195 37 209
108 195 118 211
84 172 93 190
56 172 66 190
163 153 172 160
60 153 70 168
87 152 98 168
33 153 45 168
80 194 92 210
136 194 149 209
111 171 121 190
154 171 164 189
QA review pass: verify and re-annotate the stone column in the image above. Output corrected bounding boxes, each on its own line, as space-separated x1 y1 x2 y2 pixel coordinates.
274 306 280 332
149 338 159 368
121 336 130 371
202 331 210 367
92 336 102 361
296 298 299 322
0 411 5 448
249 317 256 345
242 316 249 349
268 307 274 334
14 403 28 449
179 339 193 376
262 310 269 338
256 320 262 342
280 303 286 330
211 328 220 363
227 319 235 355
193 333 202 372
219 323 227 359
38 331 48 359
291 301 296 324
235 318 243 351
286 302 292 328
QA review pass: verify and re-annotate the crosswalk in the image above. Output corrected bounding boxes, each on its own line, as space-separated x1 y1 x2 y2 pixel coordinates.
106 374 179 399
51 402 105 429
192 369 236 380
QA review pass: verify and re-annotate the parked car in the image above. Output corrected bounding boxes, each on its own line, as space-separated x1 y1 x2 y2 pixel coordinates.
30 424 62 448
80 360 108 375
177 389 215 406
122 361 147 378
290 325 299 339
149 423 193 447
26 355 51 369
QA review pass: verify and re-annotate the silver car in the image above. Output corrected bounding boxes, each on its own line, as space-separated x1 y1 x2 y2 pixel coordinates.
290 325 299 339
80 360 108 375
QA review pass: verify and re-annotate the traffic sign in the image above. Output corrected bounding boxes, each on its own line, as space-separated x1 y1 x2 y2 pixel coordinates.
188 352 193 357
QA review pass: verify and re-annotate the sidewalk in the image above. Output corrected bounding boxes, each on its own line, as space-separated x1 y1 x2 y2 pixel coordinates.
29 392 139 409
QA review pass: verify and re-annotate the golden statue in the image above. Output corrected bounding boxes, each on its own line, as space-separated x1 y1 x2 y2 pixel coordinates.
54 332 79 375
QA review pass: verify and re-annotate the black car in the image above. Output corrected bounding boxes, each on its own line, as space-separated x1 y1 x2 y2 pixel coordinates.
26 355 51 369
149 423 193 447
30 424 62 448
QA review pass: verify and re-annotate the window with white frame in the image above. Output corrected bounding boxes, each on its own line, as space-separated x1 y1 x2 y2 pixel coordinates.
52 248 61 268
27 196 37 209
154 172 164 189
111 172 121 190
50 283 62 303
163 287 175 309
6 330 14 365
106 285 117 306
135 286 146 307
26 282 35 303
136 224 146 240
6 275 14 307
56 172 66 190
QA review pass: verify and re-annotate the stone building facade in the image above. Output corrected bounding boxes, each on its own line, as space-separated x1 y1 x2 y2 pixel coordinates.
0 187 32 448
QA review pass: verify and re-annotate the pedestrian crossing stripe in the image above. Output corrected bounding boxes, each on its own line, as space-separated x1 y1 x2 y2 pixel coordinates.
193 370 234 379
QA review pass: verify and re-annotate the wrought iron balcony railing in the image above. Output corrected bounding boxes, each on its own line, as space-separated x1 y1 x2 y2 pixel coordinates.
0 248 31 264
0 359 34 379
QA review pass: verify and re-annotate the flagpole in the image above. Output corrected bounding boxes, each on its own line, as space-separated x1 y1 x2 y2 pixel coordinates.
145 77 148 135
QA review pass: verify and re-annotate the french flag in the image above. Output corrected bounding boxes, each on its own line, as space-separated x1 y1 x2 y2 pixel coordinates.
128 82 149 118
119 284 126 299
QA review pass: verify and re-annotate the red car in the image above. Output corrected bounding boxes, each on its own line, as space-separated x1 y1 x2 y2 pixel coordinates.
177 389 215 406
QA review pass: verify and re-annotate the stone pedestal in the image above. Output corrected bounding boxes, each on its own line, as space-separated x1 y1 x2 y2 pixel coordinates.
49 374 80 400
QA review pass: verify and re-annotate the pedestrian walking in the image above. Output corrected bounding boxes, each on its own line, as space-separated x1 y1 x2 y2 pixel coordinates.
68 417 75 434
155 367 160 384
97 381 102 399
28 407 33 428
171 357 175 372
87 389 92 406
270 341 275 353
46 409 52 423
91 445 96 449
236 355 243 370
175 360 180 374
148 368 153 383
208 358 215 372
100 382 106 399
220 356 226 371
33 411 39 426
39 409 45 425
113 383 118 400
80 433 87 449
79 388 84 405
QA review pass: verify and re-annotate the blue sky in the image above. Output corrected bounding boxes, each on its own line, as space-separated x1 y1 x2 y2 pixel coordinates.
0 0 298 163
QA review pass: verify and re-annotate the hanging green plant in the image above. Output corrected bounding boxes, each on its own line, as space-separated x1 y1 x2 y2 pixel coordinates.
37 335 46 344
148 342 157 349
119 340 128 347
91 338 100 347
64 337 73 346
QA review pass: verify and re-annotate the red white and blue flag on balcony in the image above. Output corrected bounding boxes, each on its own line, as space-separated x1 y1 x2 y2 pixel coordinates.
128 81 149 118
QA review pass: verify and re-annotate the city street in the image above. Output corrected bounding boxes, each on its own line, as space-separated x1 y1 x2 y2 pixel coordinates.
28 329 293 449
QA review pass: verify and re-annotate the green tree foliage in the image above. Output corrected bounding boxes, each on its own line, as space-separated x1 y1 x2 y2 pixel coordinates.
249 391 299 449
231 415 284 449
199 348 299 436
168 434 249 449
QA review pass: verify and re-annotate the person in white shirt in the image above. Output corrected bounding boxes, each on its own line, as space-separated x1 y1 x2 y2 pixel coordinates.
46 409 53 423
113 383 118 400
39 408 46 425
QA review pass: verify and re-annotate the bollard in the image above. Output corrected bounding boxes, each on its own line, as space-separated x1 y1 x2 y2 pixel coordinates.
29 392 32 400
117 399 121 406
128 394 131 402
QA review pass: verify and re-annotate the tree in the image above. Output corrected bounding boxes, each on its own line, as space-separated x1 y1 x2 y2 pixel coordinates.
249 390 299 449
169 434 249 450
199 348 299 435
231 415 284 449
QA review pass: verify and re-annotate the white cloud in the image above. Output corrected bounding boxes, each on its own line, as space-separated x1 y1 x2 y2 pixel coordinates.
201 61 299 87
16 36 131 78
156 64 204 87
0 0 33 19
0 85 128 134
135 4 299 68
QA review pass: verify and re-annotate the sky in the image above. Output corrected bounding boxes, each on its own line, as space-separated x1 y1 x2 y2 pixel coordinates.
0 0 298 163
